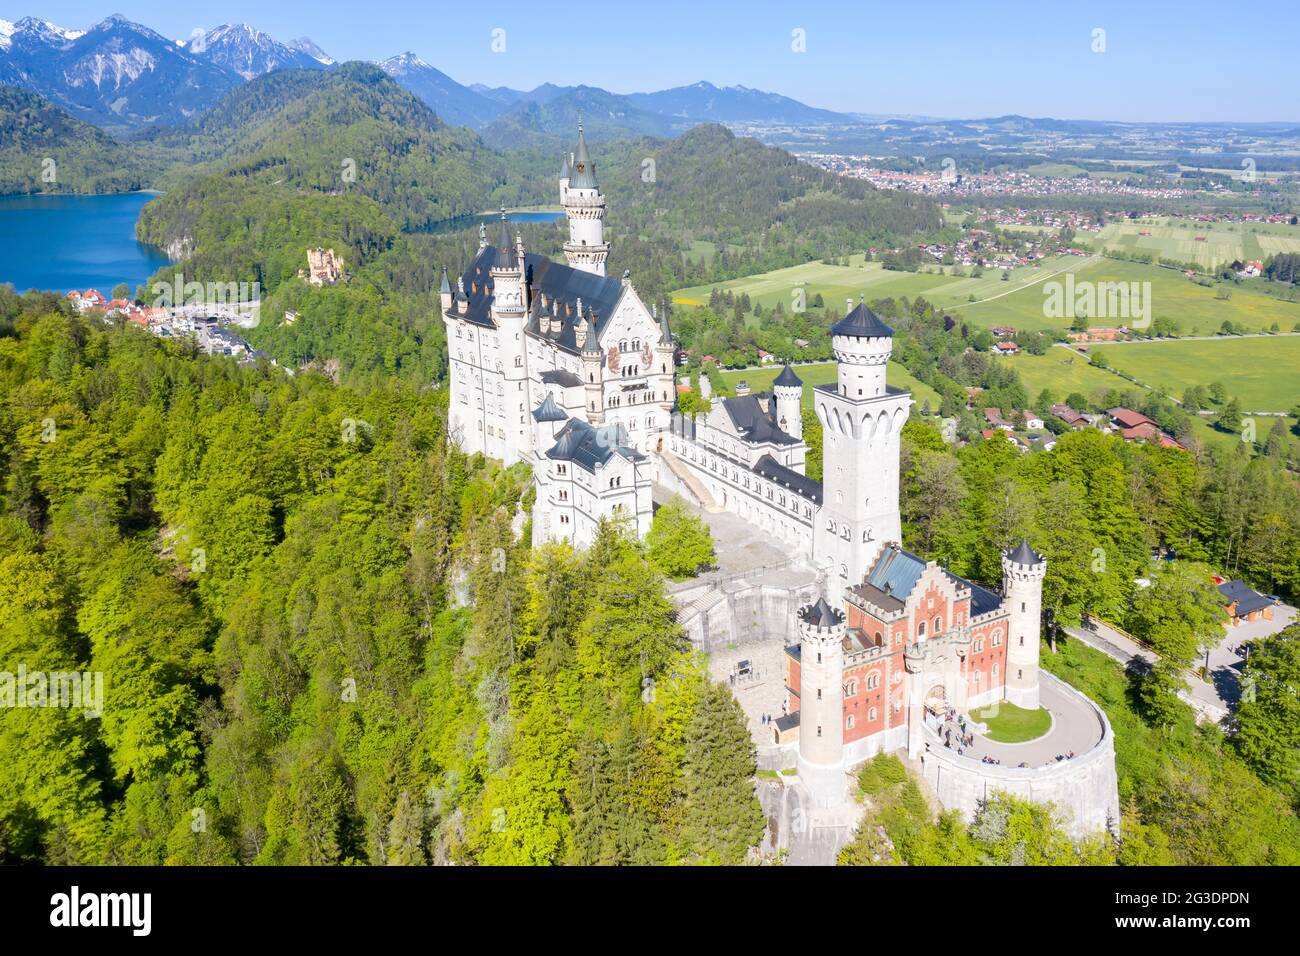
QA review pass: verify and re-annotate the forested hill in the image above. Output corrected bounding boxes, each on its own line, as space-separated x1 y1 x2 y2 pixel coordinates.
0 292 763 865
137 63 533 232
605 123 941 247
0 86 152 194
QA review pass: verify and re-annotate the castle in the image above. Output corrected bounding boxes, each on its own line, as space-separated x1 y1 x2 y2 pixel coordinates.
444 124 1120 836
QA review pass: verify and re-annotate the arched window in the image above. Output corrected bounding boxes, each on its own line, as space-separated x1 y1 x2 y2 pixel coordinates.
933 616 942 634
845 714 855 730
816 688 822 700
514 356 522 367
868 707 877 722
918 621 927 638
866 672 880 690
992 631 1002 647
845 680 858 697
974 638 984 653
1019 635 1024 646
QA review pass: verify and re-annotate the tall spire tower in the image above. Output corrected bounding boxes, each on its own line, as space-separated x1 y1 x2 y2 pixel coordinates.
562 119 610 276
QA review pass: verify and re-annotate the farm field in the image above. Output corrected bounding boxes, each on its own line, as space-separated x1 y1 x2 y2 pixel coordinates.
1088 336 1300 412
718 360 942 411
1086 217 1300 269
1002 346 1300 455
673 254 1080 322
1000 350 1121 405
957 258 1300 334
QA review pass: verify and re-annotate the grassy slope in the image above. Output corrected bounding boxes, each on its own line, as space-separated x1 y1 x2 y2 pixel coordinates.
1088 337 1300 411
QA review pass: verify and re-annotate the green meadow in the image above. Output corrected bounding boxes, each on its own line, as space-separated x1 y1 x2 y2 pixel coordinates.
957 258 1300 334
672 254 1081 325
1088 336 1300 412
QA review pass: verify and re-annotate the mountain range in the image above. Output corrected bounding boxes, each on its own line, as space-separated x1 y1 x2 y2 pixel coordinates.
0 13 858 137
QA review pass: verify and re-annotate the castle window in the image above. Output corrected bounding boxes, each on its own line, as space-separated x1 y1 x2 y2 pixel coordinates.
1018 669 1023 680
514 357 522 367
974 638 984 653
845 680 858 697
846 714 855 730
817 653 822 664
992 631 1002 647
993 663 1000 679
816 689 822 700
866 672 880 690
817 725 822 738
933 616 942 634
868 707 877 722
1020 635 1024 646
874 631 883 645
918 622 926 638
1022 602 1026 612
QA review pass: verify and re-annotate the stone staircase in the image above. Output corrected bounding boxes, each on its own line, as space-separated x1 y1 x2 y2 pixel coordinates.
657 449 722 513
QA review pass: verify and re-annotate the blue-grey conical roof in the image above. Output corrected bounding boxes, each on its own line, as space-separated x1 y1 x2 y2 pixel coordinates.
831 299 894 338
1007 539 1044 564
773 364 802 388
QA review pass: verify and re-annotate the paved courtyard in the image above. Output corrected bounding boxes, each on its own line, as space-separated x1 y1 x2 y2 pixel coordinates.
934 679 1103 768
653 483 807 580
706 640 791 747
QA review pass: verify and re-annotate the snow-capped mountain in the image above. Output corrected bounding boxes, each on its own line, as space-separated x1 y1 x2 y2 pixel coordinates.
0 14 243 130
182 23 326 80
377 52 504 129
288 36 334 66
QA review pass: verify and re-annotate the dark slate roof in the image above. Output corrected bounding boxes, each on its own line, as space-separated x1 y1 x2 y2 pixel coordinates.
545 418 643 473
774 712 800 733
451 245 626 353
773 364 802 388
863 545 927 601
1218 580 1272 616
722 393 800 447
494 216 516 269
570 124 597 189
942 570 1004 617
831 300 894 338
802 597 843 628
531 393 568 422
1006 540 1044 565
849 582 905 614
754 454 823 504
540 368 583 388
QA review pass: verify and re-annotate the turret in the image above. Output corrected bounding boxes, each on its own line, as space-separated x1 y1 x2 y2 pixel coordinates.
580 300 605 424
439 266 452 313
653 302 676 412
813 294 909 587
832 296 894 400
796 598 848 808
773 364 803 440
1002 540 1046 709
562 120 610 276
490 209 529 460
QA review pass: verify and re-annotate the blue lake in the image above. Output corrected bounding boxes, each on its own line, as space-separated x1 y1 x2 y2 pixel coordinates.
0 192 171 294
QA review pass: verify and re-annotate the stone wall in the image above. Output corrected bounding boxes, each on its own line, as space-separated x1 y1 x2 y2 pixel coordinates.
676 577 818 652
917 671 1121 839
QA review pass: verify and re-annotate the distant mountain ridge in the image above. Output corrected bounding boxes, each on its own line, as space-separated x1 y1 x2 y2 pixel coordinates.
0 12 859 136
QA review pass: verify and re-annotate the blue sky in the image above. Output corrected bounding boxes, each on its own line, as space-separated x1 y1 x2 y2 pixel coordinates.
9 1 1299 121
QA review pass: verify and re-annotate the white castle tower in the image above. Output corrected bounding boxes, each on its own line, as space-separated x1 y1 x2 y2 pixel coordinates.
1002 541 1047 709
773 364 803 441
653 303 676 414
796 597 849 808
814 298 910 587
561 122 610 276
490 210 531 462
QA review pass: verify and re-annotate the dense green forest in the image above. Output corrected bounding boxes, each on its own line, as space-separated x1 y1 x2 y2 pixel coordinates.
0 86 153 195
0 293 761 864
